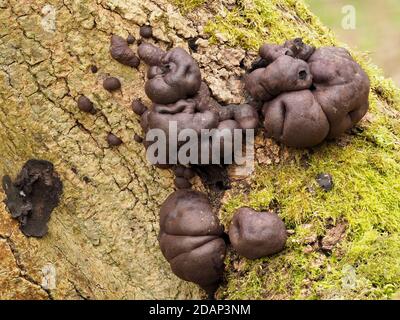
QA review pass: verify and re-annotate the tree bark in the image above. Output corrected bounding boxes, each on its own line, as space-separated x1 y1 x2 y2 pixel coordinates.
1 0 399 300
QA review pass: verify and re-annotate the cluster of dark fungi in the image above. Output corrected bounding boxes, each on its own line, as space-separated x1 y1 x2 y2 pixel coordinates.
63 34 370 298
135 40 291 298
245 38 370 147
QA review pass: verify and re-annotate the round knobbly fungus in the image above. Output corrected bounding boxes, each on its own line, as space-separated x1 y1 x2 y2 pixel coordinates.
131 99 147 116
103 77 121 92
229 207 287 260
77 95 95 113
133 134 143 143
140 25 153 38
90 65 98 73
246 38 370 147
107 133 123 147
159 190 226 295
174 177 191 189
127 34 135 45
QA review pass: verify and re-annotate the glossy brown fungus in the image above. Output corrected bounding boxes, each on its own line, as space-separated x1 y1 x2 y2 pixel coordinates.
246 39 370 147
159 190 226 295
127 34 135 45
140 25 153 39
263 90 329 147
2 160 63 237
110 35 140 68
103 77 121 92
139 44 202 104
138 43 259 167
107 133 123 146
229 207 287 260
131 98 147 116
77 95 95 113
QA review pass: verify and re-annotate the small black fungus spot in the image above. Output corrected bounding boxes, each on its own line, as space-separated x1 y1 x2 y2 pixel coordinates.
103 77 121 92
90 65 98 73
2 160 63 238
188 37 199 52
316 173 334 192
77 95 95 113
133 134 143 143
127 34 135 45
131 99 147 116
229 207 287 259
107 133 123 146
140 25 153 39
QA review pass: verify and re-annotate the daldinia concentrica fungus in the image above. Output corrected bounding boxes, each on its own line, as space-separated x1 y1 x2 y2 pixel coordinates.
2 160 63 237
110 35 140 68
246 38 370 147
138 44 202 104
103 77 121 92
159 190 226 295
307 46 370 139
77 95 95 113
263 90 329 147
229 207 287 260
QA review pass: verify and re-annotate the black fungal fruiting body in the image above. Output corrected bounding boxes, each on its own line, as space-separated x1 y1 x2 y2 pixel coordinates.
90 65 98 73
127 34 135 45
229 207 287 259
2 160 63 237
245 38 370 147
139 25 153 39
103 77 121 92
316 173 334 192
159 190 226 295
110 35 140 68
107 133 123 146
77 95 95 113
131 99 147 115
137 43 259 167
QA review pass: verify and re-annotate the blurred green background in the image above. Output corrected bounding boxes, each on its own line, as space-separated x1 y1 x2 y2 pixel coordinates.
306 0 400 86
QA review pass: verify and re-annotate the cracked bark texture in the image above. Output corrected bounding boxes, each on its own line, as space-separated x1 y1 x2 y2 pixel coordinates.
0 0 211 300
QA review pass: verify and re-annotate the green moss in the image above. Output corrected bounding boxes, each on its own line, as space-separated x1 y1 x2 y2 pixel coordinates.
171 0 207 13
204 0 400 300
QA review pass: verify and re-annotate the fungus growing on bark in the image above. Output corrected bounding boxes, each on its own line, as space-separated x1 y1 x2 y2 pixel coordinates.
103 77 121 92
110 35 140 68
283 38 315 61
2 160 63 237
229 207 287 260
107 133 123 146
139 45 201 104
137 43 165 67
263 90 329 147
159 190 226 295
246 39 370 147
131 99 147 116
140 25 153 39
147 99 219 138
127 34 135 45
90 65 98 73
245 55 313 102
77 95 95 113
308 46 370 139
